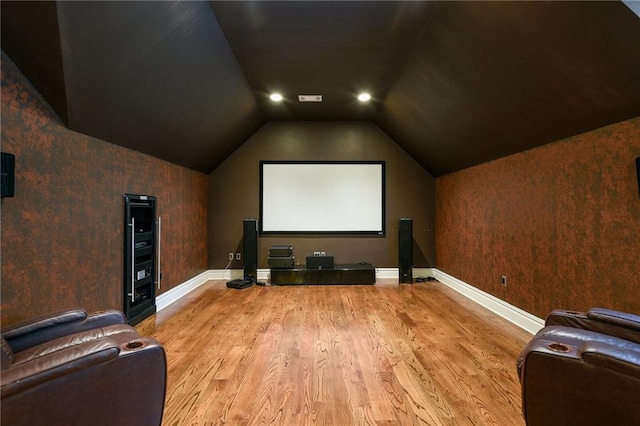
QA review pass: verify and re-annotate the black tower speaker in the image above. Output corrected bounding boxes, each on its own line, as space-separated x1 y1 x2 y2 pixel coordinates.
398 217 413 283
243 218 258 279
1 152 15 198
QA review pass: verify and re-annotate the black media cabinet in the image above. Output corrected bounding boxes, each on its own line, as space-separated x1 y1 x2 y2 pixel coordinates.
270 263 375 285
124 194 159 325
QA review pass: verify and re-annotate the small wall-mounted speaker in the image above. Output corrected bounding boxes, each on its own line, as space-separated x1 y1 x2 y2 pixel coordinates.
1 152 15 198
398 217 413 283
243 218 258 279
636 157 640 198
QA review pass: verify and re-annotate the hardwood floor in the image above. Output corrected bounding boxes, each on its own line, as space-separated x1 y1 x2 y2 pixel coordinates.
137 279 532 425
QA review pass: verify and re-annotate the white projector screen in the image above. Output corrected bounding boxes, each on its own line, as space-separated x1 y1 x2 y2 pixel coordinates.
260 161 385 234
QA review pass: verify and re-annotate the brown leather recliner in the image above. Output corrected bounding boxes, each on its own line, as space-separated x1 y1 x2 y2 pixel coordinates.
1 309 166 426
517 307 640 426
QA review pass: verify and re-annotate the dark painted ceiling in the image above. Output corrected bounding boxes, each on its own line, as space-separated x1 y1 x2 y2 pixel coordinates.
209 1 437 121
2 1 640 176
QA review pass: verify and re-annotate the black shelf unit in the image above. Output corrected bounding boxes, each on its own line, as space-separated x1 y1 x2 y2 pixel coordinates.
270 264 376 285
124 194 160 325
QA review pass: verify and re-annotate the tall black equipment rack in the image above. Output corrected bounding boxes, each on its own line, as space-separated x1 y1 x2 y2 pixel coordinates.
124 194 161 325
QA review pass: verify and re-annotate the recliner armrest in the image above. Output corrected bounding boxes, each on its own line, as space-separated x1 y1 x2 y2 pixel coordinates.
587 308 640 332
581 340 640 377
545 309 588 327
2 309 127 352
1 309 88 339
1 335 163 399
14 324 137 365
545 308 640 345
517 335 579 381
1 339 120 398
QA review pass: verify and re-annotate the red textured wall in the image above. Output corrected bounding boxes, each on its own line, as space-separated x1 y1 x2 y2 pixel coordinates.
436 118 640 318
1 52 208 326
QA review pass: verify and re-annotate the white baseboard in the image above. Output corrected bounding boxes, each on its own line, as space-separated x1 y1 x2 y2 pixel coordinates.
207 269 243 280
432 269 544 335
258 269 270 281
375 268 397 279
377 268 436 279
207 268 435 281
413 268 435 279
156 270 214 312
203 269 272 281
157 267 544 335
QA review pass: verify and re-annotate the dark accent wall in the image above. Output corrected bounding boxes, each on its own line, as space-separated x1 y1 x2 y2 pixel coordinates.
436 118 640 319
208 121 435 270
1 52 208 326
0 1 67 124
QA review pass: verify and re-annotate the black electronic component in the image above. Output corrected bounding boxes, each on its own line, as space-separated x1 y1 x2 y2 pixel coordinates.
124 194 158 325
398 217 413 283
1 152 15 198
243 218 258 279
306 255 334 270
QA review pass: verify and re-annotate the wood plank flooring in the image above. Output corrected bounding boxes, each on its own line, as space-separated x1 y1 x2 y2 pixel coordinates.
136 279 532 425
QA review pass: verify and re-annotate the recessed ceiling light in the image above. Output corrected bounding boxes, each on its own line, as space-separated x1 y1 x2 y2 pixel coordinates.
270 93 283 102
358 93 371 102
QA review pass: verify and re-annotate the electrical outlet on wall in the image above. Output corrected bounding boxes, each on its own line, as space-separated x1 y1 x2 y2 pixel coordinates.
229 253 234 260
501 275 507 286
236 253 241 260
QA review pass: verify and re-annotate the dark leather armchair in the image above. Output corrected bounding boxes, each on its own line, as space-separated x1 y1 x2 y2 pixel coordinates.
1 309 166 426
517 307 640 426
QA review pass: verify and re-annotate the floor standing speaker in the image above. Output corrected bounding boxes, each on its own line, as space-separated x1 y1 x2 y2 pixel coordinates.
243 218 258 279
398 218 413 283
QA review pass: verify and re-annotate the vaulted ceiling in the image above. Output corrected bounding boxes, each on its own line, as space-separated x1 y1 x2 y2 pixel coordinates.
2 1 640 176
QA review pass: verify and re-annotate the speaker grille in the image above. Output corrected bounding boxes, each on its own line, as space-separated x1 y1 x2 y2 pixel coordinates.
636 157 640 198
398 218 413 283
1 152 15 198
243 219 258 278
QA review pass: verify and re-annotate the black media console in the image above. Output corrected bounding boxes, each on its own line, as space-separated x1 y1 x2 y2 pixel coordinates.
270 263 376 285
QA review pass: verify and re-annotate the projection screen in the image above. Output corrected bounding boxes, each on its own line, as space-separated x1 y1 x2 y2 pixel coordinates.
260 161 385 234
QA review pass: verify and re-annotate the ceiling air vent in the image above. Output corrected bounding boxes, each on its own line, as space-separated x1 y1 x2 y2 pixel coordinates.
298 95 322 102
